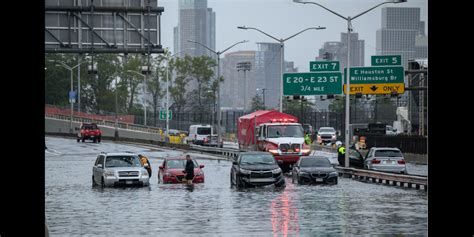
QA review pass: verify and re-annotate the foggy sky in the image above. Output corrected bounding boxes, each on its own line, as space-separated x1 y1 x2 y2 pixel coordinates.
158 0 428 72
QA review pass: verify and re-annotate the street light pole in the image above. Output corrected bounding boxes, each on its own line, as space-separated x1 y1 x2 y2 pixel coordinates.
293 0 406 168
51 60 88 134
187 39 249 143
237 26 325 112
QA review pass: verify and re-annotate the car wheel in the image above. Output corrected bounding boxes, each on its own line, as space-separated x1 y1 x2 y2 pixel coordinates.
92 176 97 187
77 138 80 142
230 174 234 187
236 176 243 189
98 136 101 143
101 177 105 188
93 138 97 143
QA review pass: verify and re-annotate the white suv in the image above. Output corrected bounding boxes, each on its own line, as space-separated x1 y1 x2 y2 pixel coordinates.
92 152 150 188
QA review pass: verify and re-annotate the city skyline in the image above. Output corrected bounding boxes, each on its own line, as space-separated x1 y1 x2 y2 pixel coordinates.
158 0 428 72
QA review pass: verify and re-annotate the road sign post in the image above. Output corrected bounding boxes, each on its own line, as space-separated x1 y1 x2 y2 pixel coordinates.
283 72 343 96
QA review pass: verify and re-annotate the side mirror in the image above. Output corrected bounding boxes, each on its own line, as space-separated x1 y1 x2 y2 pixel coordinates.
144 163 149 168
97 164 103 169
232 161 238 165
199 164 205 168
159 166 163 170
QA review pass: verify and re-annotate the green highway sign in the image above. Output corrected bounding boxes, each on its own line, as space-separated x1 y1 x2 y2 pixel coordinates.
371 55 401 66
344 66 404 84
309 61 340 72
159 110 172 120
283 72 343 95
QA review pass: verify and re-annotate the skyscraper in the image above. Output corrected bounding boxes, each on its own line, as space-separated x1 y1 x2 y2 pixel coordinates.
255 42 283 110
376 7 426 68
174 0 215 58
316 33 364 71
220 51 256 110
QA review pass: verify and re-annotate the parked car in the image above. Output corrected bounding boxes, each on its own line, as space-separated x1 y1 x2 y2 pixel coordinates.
92 152 150 188
157 157 205 184
364 147 407 174
292 156 338 185
77 123 102 143
230 151 285 188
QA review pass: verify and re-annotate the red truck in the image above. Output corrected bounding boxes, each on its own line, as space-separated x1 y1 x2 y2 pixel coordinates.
237 110 311 172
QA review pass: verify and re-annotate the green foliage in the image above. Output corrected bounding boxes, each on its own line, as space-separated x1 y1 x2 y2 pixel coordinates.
328 95 345 113
250 95 265 112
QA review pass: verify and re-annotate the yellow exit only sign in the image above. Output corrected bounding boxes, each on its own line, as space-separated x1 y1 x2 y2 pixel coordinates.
343 83 404 94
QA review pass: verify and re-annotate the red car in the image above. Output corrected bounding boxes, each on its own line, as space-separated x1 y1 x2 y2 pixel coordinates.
157 157 205 184
77 123 102 143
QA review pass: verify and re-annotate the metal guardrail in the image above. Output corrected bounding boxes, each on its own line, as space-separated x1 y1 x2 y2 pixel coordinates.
45 113 162 134
335 167 427 190
188 144 241 160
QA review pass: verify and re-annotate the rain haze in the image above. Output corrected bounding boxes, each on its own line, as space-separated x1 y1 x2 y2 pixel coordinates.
159 0 428 71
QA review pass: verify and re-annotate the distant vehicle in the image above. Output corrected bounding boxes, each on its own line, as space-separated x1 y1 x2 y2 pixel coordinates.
92 152 150 188
364 147 407 174
230 151 285 188
385 125 401 135
203 134 223 148
157 157 205 184
316 127 337 145
77 123 102 143
188 124 213 145
292 156 338 185
237 110 310 173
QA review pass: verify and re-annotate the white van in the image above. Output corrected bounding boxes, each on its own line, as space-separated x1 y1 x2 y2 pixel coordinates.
188 124 213 145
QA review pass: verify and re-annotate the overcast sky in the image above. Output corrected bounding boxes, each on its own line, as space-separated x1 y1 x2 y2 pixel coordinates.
158 0 428 72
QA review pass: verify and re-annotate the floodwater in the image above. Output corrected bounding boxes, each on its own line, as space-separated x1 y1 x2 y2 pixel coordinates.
46 136 427 236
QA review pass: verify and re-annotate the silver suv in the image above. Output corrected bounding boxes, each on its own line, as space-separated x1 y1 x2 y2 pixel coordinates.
92 152 150 187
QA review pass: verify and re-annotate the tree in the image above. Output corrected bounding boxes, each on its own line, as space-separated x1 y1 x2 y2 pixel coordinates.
328 95 345 114
186 56 218 113
250 95 265 112
147 52 169 126
45 53 77 107
169 55 192 116
283 98 314 123
120 55 144 114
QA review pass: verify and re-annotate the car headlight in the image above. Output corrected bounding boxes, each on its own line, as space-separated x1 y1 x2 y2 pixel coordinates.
196 171 204 176
164 172 173 177
271 168 282 174
104 171 115 177
329 171 338 176
141 170 149 178
299 171 308 175
239 168 251 174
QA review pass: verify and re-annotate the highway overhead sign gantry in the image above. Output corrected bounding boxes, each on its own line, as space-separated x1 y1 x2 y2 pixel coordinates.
343 66 405 94
283 72 342 95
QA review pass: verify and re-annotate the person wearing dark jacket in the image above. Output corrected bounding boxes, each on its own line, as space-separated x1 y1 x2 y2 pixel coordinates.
183 154 195 184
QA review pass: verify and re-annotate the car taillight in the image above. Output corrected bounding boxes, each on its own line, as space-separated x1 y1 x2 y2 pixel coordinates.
269 149 279 155
398 159 406 164
372 159 381 164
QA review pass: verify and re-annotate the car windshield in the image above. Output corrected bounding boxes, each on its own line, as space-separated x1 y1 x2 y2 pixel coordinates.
83 124 98 129
240 154 276 165
300 157 331 167
167 159 198 169
267 125 304 138
105 156 141 168
197 127 211 135
374 150 402 157
319 128 335 133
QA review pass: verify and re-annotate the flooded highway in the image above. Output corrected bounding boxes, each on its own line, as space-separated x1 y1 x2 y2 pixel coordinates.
46 136 427 236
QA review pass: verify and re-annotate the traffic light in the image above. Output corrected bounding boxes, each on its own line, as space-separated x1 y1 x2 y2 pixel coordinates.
327 94 335 99
293 95 300 100
355 93 362 98
88 63 98 74
141 66 151 75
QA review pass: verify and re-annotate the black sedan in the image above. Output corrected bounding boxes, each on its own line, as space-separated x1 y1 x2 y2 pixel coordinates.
292 156 338 185
230 151 285 188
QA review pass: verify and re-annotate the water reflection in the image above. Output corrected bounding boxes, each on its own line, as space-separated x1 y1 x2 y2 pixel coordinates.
271 186 299 237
